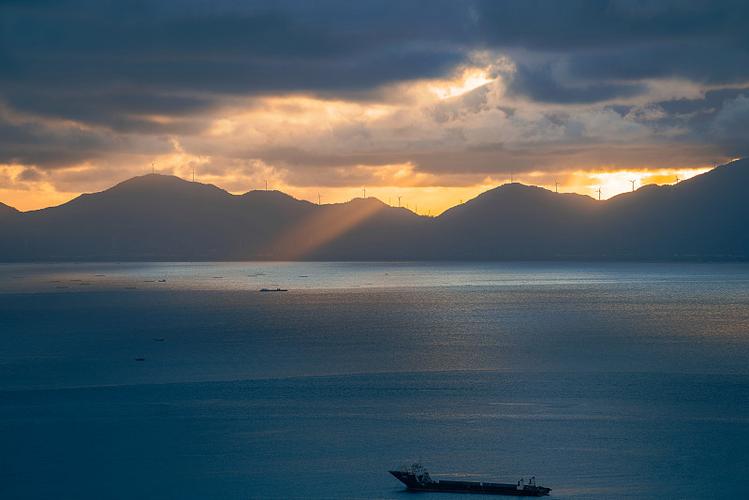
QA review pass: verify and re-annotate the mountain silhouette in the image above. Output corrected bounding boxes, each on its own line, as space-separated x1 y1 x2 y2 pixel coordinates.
0 202 18 218
430 183 600 259
0 159 747 261
428 159 749 259
0 174 422 260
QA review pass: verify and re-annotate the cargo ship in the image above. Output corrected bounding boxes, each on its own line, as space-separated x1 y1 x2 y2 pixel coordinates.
389 463 551 497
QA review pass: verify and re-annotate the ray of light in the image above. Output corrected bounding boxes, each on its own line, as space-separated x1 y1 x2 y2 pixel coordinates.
268 198 390 259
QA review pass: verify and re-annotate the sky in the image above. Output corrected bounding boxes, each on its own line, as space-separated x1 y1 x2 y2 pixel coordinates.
1 0 748 213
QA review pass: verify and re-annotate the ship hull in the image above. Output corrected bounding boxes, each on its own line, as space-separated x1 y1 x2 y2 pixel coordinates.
389 471 551 497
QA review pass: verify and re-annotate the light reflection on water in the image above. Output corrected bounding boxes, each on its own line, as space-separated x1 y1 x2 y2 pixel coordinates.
1 262 748 499
3 261 749 293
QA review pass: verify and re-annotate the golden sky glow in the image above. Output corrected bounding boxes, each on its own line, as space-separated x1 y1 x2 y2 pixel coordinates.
1 161 716 216
576 168 711 200
2 2 748 220
0 56 737 214
427 67 496 100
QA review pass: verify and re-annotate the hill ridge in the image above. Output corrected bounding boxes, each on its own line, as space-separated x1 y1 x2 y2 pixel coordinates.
0 159 746 260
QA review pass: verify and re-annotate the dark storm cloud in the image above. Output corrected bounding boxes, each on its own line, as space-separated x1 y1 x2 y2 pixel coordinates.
1 0 748 171
710 94 749 156
0 1 469 113
474 0 748 50
0 112 170 168
3 1 747 107
628 87 749 153
508 64 646 104
0 117 106 167
5 90 213 134
478 0 749 102
565 44 749 84
657 89 748 116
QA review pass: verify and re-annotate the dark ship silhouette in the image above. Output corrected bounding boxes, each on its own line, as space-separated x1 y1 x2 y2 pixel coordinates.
389 463 551 496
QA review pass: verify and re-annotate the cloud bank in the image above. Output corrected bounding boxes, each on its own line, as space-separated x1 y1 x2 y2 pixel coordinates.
1 0 747 210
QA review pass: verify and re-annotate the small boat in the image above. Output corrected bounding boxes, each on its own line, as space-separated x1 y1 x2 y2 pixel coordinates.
134 357 145 361
389 463 551 497
152 338 165 342
260 288 288 292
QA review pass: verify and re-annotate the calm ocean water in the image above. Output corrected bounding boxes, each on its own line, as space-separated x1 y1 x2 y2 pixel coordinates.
1 262 748 499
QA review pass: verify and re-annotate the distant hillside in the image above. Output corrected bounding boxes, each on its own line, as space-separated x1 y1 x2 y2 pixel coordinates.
1 160 748 261
594 160 749 258
0 202 18 218
430 183 600 259
426 159 749 259
0 174 424 260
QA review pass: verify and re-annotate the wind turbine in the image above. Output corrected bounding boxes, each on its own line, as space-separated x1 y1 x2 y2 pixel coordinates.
596 187 602 201
398 196 401 208
629 179 636 192
318 193 321 205
554 179 559 193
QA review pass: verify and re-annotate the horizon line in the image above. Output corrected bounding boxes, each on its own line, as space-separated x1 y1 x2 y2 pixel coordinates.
3 159 740 215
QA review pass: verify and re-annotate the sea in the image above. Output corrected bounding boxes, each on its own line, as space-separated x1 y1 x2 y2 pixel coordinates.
1 262 748 499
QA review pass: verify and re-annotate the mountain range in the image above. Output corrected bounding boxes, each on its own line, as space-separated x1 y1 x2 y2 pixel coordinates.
1 159 747 261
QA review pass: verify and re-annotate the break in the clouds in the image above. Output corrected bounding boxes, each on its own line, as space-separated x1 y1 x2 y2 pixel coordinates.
1 0 748 210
